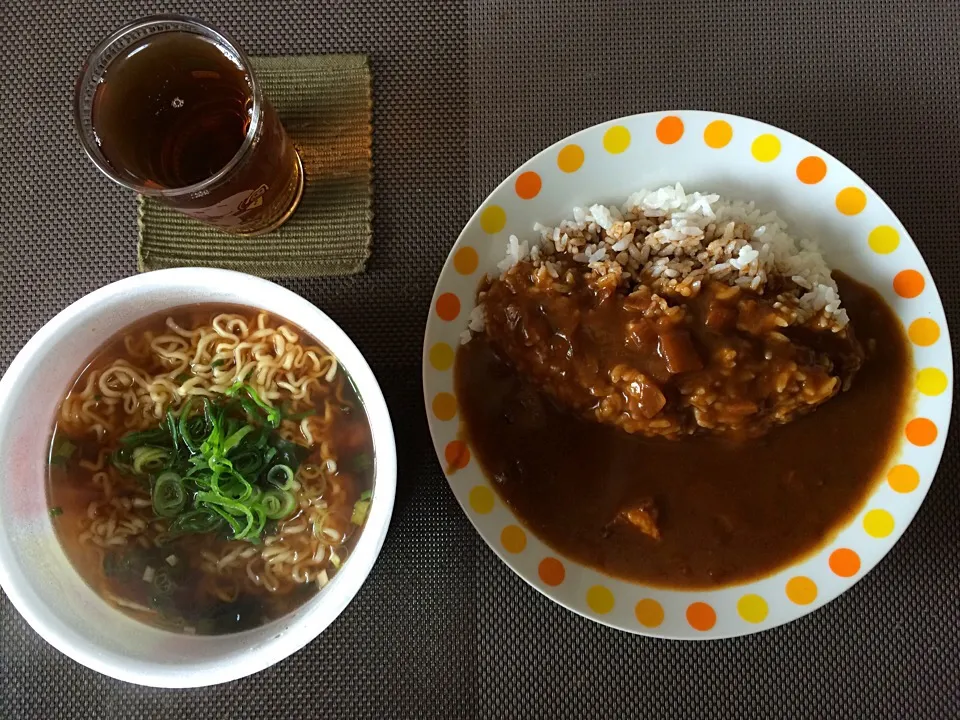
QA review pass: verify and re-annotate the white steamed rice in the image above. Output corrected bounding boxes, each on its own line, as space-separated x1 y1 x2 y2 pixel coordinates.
467 183 847 344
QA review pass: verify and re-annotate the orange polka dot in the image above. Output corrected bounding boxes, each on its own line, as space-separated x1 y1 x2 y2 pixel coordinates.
634 598 664 628
435 293 460 321
515 171 542 200
453 246 479 275
785 576 818 605
796 156 827 184
586 585 615 614
905 418 937 447
888 465 920 493
656 116 684 144
557 144 584 173
835 187 867 215
894 270 925 299
429 342 455 371
908 318 940 346
500 525 527 553
829 548 861 577
444 440 470 470
538 557 565 586
686 602 717 631
703 120 733 149
432 392 457 421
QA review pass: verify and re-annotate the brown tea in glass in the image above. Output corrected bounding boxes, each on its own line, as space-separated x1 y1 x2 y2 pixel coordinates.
75 16 303 235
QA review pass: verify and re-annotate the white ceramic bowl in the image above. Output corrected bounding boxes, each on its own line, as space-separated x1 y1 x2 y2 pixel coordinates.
0 269 397 687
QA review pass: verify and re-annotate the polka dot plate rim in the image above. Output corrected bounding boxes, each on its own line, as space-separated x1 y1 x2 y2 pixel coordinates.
422 110 953 639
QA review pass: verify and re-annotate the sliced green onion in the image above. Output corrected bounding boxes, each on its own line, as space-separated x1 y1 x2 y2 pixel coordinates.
54 439 77 458
119 428 169 447
165 410 180 453
285 409 316 421
266 464 295 488
152 472 186 517
226 382 281 427
169 509 223 535
262 489 297 520
110 391 316 544
48 506 63 518
230 449 264 477
223 424 255 453
351 499 371 526
359 490 373 501
49 438 77 467
196 491 256 540
132 446 172 475
178 398 204 453
110 447 134 475
248 505 267 541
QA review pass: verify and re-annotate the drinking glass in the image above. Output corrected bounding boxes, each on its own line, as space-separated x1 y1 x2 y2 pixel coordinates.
75 15 303 235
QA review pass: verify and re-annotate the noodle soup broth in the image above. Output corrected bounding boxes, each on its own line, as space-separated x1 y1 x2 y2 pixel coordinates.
46 305 375 635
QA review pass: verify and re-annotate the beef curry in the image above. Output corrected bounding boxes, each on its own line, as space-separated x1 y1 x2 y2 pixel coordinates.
455 271 911 588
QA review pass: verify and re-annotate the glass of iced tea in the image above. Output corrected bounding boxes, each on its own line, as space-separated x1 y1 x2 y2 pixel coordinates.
74 16 303 235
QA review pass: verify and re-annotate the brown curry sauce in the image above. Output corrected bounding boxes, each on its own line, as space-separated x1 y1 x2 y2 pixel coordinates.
455 272 911 588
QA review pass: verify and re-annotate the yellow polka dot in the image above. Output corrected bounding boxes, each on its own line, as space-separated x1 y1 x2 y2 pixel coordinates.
736 594 769 624
603 125 631 154
751 134 781 162
908 318 940 347
888 464 920 493
480 205 506 234
836 187 867 215
429 343 454 371
703 120 733 149
634 598 664 628
863 509 895 538
453 246 479 274
557 144 584 173
868 225 899 254
785 576 818 605
468 485 494 514
586 585 615 614
432 392 457 421
500 525 527 553
916 368 948 396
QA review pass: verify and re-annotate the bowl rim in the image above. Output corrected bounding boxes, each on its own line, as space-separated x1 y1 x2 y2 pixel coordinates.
0 267 397 687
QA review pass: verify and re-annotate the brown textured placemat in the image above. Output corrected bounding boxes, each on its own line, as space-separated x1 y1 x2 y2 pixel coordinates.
1 1 958 719
137 54 373 276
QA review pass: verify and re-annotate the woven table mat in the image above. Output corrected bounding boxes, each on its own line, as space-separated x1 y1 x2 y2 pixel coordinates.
138 54 373 276
1 1 958 719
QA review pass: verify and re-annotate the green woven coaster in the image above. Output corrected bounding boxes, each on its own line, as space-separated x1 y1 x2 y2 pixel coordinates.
138 55 373 277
